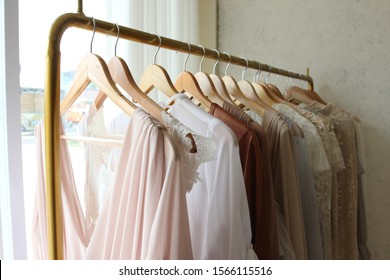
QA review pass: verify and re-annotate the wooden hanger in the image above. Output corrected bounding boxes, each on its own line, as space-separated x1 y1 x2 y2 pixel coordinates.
221 52 265 116
139 64 178 97
60 53 137 116
174 42 212 110
60 19 136 117
210 74 239 106
195 72 225 106
206 49 237 106
286 86 326 105
285 85 326 105
138 34 178 97
193 45 225 107
237 57 269 111
267 83 287 102
265 69 287 101
260 66 286 103
110 56 167 123
249 66 277 107
87 24 166 124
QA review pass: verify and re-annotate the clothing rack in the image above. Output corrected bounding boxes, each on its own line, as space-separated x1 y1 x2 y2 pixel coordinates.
44 0 314 260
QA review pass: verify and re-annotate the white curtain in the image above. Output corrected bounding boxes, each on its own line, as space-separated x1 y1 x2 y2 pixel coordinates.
0 0 27 259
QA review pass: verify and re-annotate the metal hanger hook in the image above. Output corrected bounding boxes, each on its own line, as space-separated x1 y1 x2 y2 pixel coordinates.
260 65 267 82
254 63 262 82
153 33 162 64
266 65 272 84
274 68 281 85
212 49 220 74
90 17 96 53
240 57 249 80
198 45 206 72
223 52 231 76
114 22 120 57
184 42 191 71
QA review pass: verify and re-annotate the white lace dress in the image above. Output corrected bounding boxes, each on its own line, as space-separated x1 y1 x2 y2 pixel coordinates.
300 102 358 259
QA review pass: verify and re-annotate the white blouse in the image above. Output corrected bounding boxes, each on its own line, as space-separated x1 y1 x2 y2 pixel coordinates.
166 94 257 260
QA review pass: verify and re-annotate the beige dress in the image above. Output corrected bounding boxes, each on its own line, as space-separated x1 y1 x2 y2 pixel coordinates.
273 103 330 259
294 105 345 259
262 109 308 259
301 102 359 259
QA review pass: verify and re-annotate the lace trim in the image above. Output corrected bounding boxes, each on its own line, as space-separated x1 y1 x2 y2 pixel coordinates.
162 111 216 193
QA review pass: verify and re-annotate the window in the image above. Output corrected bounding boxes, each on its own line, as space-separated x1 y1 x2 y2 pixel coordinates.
0 0 215 259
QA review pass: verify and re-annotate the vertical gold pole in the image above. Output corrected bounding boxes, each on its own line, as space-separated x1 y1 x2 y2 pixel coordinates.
77 0 83 14
44 25 64 260
306 67 314 90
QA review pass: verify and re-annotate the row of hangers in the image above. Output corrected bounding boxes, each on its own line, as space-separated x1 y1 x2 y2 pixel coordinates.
59 17 326 146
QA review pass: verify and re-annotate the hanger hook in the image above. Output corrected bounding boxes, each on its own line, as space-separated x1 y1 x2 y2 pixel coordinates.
266 65 272 84
90 17 96 53
240 57 249 80
212 49 220 74
153 33 162 64
254 63 262 82
260 65 267 82
274 68 281 85
184 41 191 71
114 23 120 57
223 52 231 76
198 45 206 72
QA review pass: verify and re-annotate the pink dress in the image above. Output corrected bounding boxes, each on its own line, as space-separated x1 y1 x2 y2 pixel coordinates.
32 108 194 259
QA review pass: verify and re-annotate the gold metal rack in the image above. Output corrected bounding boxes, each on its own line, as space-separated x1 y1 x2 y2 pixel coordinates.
44 0 314 259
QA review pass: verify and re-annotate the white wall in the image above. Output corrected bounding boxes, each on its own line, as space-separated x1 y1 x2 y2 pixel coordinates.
218 0 390 259
199 0 217 73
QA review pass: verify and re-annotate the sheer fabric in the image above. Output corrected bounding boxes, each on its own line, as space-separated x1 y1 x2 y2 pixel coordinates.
166 94 257 260
293 134 324 259
294 104 345 258
77 106 128 235
302 102 359 259
32 108 197 259
273 103 328 259
353 118 370 259
261 109 308 259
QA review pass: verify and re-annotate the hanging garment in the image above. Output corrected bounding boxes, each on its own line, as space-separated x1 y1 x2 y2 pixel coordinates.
301 102 359 259
218 102 279 260
209 102 266 259
77 106 128 235
239 107 302 260
275 204 296 259
293 130 324 260
165 94 257 260
32 108 206 259
273 103 328 259
353 118 370 259
294 104 346 259
261 109 308 259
